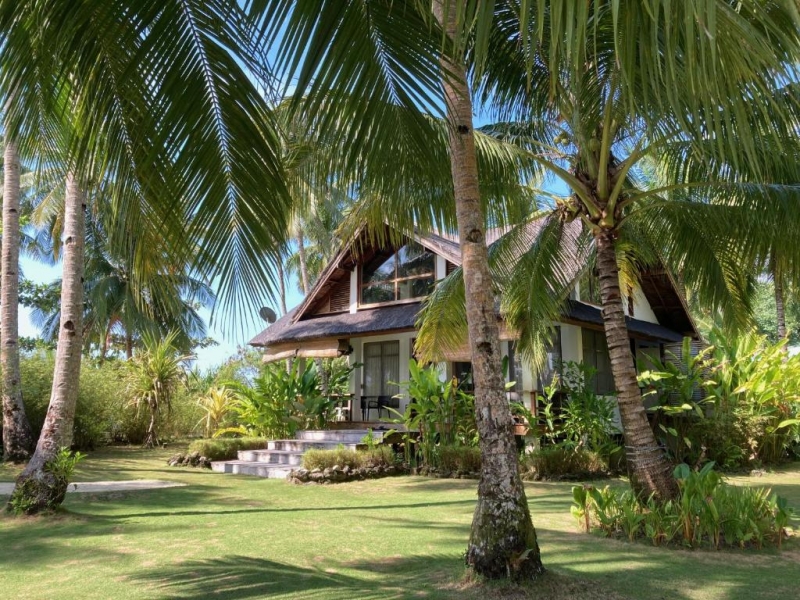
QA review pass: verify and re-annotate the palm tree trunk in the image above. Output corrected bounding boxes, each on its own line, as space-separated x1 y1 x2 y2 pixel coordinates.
595 230 678 500
773 261 787 341
434 0 542 580
9 173 86 514
277 256 288 315
2 140 34 462
126 331 133 359
295 226 310 295
100 319 113 364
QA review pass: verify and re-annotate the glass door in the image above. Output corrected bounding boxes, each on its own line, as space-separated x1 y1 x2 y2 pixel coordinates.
362 341 400 418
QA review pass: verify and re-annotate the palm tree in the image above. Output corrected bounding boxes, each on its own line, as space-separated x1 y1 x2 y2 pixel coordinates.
126 330 191 448
432 0 542 579
418 1 800 500
4 0 291 512
30 205 216 360
1 136 34 461
251 0 543 578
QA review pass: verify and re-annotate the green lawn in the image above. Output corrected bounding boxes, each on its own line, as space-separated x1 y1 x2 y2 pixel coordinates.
1 447 799 600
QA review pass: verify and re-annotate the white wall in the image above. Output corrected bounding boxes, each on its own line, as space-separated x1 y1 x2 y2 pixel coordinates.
627 285 658 323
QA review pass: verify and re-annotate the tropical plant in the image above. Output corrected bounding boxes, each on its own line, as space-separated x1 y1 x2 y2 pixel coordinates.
196 386 236 438
4 0 292 513
572 462 792 550
638 339 714 464
558 362 619 452
125 330 191 448
220 361 331 439
7 447 84 515
387 360 477 468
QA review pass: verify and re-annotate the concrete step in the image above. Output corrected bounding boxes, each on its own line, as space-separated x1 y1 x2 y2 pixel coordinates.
295 429 383 444
237 449 304 466
211 460 293 479
267 439 360 452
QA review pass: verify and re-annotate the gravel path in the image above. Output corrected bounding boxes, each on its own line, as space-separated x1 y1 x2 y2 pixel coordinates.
0 479 186 495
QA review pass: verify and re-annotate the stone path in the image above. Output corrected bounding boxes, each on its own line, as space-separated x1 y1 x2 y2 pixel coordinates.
0 479 186 495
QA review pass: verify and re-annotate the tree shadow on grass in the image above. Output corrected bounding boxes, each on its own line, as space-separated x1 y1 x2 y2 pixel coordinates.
134 554 450 600
99 498 477 520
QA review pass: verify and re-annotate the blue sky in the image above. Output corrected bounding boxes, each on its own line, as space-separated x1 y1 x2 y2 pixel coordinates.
20 255 305 372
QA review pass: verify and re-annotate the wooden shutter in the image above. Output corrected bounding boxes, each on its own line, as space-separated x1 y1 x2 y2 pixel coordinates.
328 278 351 312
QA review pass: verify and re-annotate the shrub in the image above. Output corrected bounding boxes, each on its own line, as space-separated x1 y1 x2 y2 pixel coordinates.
571 462 794 550
221 361 335 439
386 360 477 468
186 437 268 461
521 447 611 481
302 446 395 471
436 445 481 473
641 331 800 468
17 352 202 450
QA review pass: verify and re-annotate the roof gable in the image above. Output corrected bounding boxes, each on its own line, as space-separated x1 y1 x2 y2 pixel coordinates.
276 221 697 338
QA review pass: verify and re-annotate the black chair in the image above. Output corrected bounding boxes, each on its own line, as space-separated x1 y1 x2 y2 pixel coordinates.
361 395 393 420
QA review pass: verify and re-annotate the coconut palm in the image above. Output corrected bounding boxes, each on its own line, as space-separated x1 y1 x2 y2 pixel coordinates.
416 1 800 500
249 0 544 578
3 0 291 512
1 136 34 461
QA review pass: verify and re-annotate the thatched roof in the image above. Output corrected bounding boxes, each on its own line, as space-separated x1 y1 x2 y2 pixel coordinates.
250 302 421 347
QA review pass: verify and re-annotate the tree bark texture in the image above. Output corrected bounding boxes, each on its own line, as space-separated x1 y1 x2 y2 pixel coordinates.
277 256 288 315
595 231 678 500
434 0 543 580
9 173 85 514
296 226 310 295
774 260 787 341
2 140 34 462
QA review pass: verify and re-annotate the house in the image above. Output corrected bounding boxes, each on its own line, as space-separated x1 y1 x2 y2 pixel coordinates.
249 223 697 421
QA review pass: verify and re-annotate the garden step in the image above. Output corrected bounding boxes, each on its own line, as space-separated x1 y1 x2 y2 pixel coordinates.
237 449 305 465
210 460 293 479
295 429 383 444
267 439 360 452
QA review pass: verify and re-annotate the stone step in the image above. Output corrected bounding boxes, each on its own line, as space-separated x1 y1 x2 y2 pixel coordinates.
295 429 383 444
237 449 304 466
268 439 360 452
211 460 293 479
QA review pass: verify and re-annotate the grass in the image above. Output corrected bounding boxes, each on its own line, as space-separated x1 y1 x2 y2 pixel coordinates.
1 447 799 600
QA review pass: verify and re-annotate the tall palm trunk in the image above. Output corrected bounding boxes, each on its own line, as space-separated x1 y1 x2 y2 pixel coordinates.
595 231 678 500
2 140 34 461
277 255 288 315
773 260 787 341
295 225 310 295
9 173 86 514
434 1 542 580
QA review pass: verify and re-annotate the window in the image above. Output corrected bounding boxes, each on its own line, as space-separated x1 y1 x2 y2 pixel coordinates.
581 328 616 395
361 242 435 305
537 326 562 391
363 341 400 401
452 362 474 393
507 341 524 399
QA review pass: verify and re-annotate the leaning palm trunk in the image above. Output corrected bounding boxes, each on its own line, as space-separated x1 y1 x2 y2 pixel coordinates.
595 231 678 500
2 139 34 461
434 0 542 580
9 173 85 514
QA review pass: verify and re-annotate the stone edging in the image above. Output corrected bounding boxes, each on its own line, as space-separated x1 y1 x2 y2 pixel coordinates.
288 464 408 484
